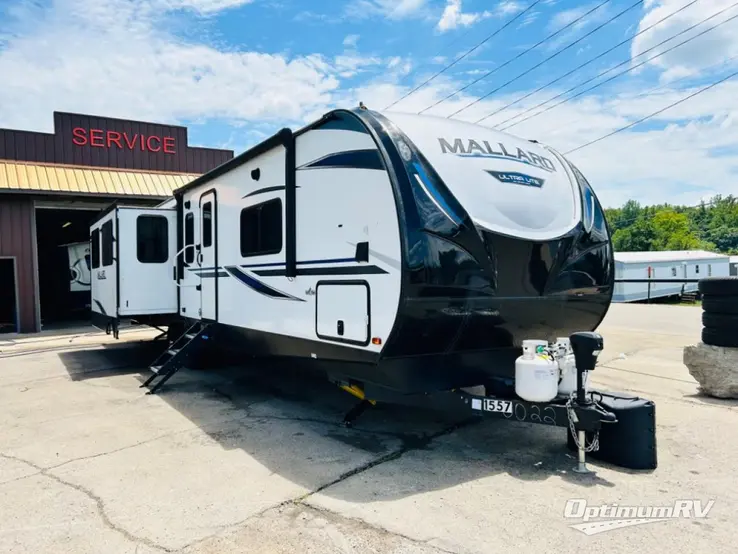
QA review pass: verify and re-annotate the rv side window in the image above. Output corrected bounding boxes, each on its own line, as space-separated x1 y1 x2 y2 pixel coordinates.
101 221 114 267
184 212 194 264
91 229 100 269
202 202 213 248
136 215 169 263
240 198 282 257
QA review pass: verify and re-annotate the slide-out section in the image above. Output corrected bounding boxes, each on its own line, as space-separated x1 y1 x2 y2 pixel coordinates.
90 206 178 329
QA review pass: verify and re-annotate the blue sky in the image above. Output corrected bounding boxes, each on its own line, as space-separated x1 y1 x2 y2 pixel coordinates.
1 0 737 208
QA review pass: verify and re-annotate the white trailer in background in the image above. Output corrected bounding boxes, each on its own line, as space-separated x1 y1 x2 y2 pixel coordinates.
612 250 731 303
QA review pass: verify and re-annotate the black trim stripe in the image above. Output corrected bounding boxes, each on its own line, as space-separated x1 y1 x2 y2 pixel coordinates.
94 299 107 315
243 185 287 199
298 149 384 171
223 266 305 301
254 265 388 277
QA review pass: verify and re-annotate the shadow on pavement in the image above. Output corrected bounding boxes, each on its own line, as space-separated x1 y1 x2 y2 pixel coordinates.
59 341 632 503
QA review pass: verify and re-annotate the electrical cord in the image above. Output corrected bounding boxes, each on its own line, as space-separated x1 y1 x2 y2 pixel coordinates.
563 67 738 154
417 0 612 115
382 0 544 110
496 1 738 131
448 0 645 120
479 0 702 126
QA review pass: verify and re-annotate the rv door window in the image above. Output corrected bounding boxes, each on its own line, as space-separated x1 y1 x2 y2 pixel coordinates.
184 212 195 264
91 229 100 269
136 215 169 263
202 202 213 248
240 198 283 257
101 221 114 267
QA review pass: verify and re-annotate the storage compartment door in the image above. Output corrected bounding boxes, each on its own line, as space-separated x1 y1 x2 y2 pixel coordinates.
316 282 370 345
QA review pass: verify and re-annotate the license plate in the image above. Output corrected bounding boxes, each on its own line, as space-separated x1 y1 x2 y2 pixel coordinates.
478 398 513 414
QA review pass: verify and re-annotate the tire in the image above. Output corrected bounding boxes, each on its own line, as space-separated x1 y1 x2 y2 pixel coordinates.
702 295 738 315
702 327 738 348
702 312 738 329
698 277 738 296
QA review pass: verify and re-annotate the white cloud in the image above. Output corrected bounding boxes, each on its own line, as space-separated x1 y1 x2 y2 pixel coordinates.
168 0 254 14
0 0 373 130
437 0 494 32
346 0 428 20
343 34 360 48
631 0 738 78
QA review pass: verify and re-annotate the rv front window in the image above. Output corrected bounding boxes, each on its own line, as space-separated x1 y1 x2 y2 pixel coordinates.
101 221 114 267
136 215 168 264
184 212 195 264
91 229 100 269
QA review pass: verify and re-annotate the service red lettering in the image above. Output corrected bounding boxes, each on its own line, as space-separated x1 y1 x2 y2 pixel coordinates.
89 129 104 147
163 137 176 154
146 135 161 152
106 131 122 149
123 133 138 150
72 127 88 146
71 127 176 155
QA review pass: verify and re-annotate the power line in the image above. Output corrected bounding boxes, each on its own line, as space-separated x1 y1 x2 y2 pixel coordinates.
478 0 701 126
382 0 544 111
386 15 502 97
416 0 612 115
542 54 738 137
450 0 644 120
497 4 738 131
563 67 738 155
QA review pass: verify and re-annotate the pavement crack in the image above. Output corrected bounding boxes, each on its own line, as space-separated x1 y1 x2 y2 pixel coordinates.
0 451 168 552
297 416 480 501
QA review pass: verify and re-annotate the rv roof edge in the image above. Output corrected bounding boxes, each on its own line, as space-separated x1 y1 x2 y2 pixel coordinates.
172 127 293 197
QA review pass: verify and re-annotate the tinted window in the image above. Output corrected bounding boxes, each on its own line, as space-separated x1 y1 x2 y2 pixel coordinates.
101 221 114 267
91 229 100 269
184 212 194 264
137 215 168 263
240 198 282 257
202 202 212 248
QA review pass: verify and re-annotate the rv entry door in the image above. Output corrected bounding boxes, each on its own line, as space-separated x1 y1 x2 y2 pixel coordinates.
199 191 217 321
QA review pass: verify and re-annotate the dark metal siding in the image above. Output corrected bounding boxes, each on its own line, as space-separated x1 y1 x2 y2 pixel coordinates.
0 196 37 332
0 111 233 174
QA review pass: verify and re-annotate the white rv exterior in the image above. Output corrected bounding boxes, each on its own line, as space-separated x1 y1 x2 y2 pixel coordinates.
89 108 615 393
612 250 730 302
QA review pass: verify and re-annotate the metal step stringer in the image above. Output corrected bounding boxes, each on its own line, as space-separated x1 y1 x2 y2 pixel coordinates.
140 321 210 394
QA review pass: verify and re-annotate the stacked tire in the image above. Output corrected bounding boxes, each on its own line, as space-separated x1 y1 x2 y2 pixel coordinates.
699 277 738 348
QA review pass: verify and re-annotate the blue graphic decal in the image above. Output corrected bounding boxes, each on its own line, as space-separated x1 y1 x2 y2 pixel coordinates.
223 266 305 301
486 170 545 188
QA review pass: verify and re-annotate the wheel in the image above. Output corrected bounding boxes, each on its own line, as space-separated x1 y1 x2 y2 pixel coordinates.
702 312 738 329
702 327 738 348
698 277 738 296
702 295 738 315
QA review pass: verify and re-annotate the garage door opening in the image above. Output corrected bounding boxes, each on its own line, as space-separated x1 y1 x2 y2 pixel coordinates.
0 258 19 334
35 208 98 329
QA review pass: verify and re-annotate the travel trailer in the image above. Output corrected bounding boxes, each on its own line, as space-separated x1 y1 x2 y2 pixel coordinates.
89 107 660 472
90 106 615 391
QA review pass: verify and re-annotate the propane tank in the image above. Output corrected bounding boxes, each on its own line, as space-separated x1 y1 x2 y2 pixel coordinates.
554 337 589 396
515 340 559 403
